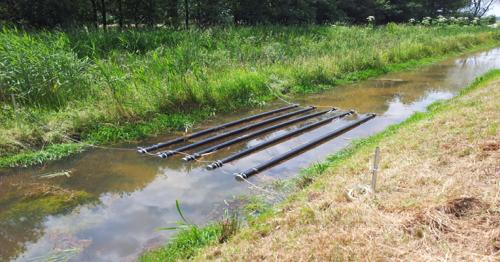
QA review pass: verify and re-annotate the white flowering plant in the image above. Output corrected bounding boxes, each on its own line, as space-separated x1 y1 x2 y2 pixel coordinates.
421 17 432 26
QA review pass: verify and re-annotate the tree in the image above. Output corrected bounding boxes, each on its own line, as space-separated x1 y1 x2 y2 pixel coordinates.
0 0 488 28
89 0 99 28
315 0 344 24
195 0 231 26
468 0 498 17
117 0 124 28
166 0 180 27
184 0 189 29
100 0 108 30
232 0 271 25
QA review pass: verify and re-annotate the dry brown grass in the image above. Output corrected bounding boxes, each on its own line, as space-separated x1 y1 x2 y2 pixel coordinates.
196 77 500 261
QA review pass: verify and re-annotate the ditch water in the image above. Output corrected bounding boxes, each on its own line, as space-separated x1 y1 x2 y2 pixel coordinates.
1 48 499 262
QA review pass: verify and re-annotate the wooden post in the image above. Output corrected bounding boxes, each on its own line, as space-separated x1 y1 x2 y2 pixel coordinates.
184 0 189 29
11 94 20 128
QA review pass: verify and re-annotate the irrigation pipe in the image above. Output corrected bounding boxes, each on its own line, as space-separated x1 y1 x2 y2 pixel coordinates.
137 104 299 154
206 110 354 169
183 108 336 161
157 106 316 158
235 113 376 179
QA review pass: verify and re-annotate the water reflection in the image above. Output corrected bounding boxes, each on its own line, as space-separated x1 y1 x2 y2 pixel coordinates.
1 48 499 261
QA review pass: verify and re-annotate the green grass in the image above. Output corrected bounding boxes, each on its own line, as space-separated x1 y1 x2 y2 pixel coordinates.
0 24 499 168
140 224 223 262
141 69 500 261
140 202 240 262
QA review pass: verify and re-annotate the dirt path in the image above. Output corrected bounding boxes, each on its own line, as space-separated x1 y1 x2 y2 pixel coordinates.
197 72 500 261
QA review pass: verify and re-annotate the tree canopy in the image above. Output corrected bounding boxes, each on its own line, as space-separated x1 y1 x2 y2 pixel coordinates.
0 0 495 29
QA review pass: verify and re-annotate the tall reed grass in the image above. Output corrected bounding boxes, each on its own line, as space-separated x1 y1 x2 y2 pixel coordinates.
0 28 90 108
0 24 498 158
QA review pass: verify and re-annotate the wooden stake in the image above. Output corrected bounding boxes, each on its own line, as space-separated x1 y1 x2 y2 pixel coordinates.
371 147 380 193
11 94 20 128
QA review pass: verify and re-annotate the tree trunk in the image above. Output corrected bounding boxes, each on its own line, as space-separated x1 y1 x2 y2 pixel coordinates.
184 0 189 29
118 0 123 29
90 0 98 28
167 0 179 28
148 0 155 27
100 0 107 31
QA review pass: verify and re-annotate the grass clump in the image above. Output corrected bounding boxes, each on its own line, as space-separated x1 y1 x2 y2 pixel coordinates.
140 201 240 262
141 224 223 262
0 28 90 108
0 25 499 167
0 190 94 223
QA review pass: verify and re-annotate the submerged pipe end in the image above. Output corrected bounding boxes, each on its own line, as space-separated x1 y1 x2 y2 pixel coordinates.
206 160 223 170
158 151 174 158
137 147 147 154
235 173 247 181
182 154 197 161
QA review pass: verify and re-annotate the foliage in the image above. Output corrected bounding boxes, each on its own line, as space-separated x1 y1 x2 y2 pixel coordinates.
0 0 492 29
0 28 90 108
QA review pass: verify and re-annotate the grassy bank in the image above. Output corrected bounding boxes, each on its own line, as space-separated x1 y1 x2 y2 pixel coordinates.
141 70 500 261
196 70 500 260
1 25 499 168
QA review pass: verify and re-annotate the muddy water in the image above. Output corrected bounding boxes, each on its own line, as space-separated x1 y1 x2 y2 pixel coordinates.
1 48 499 261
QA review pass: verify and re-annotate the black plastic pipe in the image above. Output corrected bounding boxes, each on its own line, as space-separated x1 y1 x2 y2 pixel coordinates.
137 104 298 153
158 106 315 158
183 108 338 161
206 110 354 169
234 113 376 180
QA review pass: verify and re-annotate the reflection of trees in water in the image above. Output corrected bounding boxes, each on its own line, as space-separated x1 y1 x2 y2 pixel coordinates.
58 151 160 195
0 179 95 261
0 149 160 260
